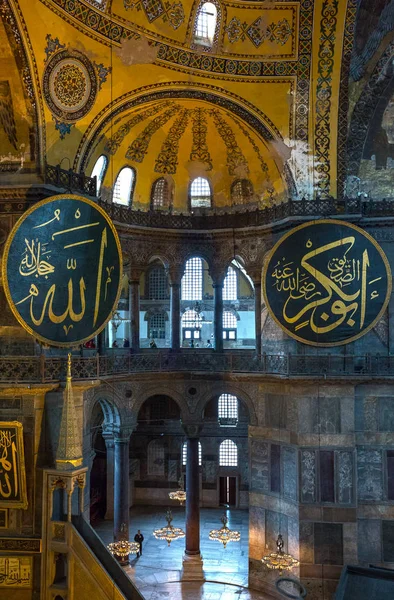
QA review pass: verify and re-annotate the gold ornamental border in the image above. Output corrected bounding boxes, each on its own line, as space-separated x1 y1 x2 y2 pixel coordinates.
0 422 28 510
2 194 123 348
262 219 392 347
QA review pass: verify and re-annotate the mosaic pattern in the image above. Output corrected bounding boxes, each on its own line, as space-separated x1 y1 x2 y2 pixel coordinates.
125 104 180 161
155 108 189 173
226 17 292 48
210 110 248 175
123 0 185 30
314 0 338 197
0 81 17 149
190 107 212 170
105 102 171 154
232 117 269 177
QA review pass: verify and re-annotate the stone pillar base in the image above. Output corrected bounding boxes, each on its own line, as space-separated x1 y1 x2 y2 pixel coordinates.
181 553 205 581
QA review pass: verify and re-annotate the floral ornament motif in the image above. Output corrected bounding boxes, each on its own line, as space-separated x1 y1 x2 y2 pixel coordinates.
225 17 244 44
44 33 65 61
210 110 249 176
54 119 73 139
93 62 111 90
155 108 189 173
123 0 184 30
125 104 180 162
190 107 212 170
225 16 292 48
165 2 184 30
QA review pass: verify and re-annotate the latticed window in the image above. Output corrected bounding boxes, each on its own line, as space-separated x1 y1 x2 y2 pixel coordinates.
113 167 135 205
182 441 202 466
151 177 170 210
91 154 108 195
182 258 203 300
148 266 168 300
218 394 238 421
219 439 238 466
149 312 166 339
231 179 254 205
190 177 212 208
223 311 237 340
182 309 202 340
223 266 237 301
194 2 217 46
148 440 165 476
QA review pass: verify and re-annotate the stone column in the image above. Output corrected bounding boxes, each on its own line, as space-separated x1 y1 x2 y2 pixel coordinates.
182 424 204 581
97 331 105 354
168 267 183 351
211 269 226 352
113 428 132 543
102 431 114 520
250 271 262 355
129 268 142 352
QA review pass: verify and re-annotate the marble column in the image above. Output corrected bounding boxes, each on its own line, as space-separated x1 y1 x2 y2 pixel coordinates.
129 269 141 351
213 282 224 352
113 430 131 544
97 331 105 355
102 431 114 520
168 267 183 351
254 281 262 355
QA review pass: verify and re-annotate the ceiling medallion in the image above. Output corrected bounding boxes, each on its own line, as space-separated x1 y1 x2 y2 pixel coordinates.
261 534 299 575
153 509 185 546
208 514 240 549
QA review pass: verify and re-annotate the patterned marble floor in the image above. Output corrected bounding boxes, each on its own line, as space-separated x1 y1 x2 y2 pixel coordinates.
95 506 273 600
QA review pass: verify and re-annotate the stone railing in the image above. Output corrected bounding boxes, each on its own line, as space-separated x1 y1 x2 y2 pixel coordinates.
45 163 97 197
1 352 393 383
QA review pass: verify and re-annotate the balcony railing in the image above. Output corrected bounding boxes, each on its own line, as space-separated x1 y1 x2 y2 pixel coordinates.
45 163 97 197
0 352 393 383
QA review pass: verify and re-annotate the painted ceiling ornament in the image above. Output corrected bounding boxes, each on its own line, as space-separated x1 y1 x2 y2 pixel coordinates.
123 0 184 30
225 16 292 48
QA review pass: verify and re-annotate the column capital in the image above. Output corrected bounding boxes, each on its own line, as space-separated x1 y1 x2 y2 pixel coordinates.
209 266 227 286
166 266 184 285
113 424 135 443
129 266 144 283
248 267 262 286
181 422 204 438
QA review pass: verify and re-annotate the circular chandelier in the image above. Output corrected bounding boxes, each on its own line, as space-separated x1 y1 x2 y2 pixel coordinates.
107 540 140 563
208 514 240 549
261 535 299 575
153 509 185 546
168 476 186 505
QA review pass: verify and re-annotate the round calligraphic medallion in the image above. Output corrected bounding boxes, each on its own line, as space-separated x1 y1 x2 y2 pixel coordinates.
43 50 97 122
2 195 122 347
262 220 392 346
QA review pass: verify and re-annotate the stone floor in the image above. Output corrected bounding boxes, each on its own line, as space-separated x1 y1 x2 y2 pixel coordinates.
95 506 273 600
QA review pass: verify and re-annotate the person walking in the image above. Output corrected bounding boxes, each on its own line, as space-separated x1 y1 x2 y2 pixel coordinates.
134 530 144 557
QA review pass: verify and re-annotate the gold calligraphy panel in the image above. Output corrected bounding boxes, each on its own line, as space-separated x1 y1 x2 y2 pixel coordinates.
2 194 122 346
0 422 27 509
262 220 392 346
0 556 32 588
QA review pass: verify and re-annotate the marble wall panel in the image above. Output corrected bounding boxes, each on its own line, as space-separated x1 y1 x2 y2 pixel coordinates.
314 523 343 565
265 394 286 429
300 521 314 563
265 510 288 553
357 448 383 501
337 451 353 504
249 505 265 550
383 520 394 562
300 450 316 503
298 398 314 434
130 458 140 481
287 516 299 559
357 519 382 563
379 397 394 431
202 460 216 483
313 398 340 434
283 446 297 502
168 459 178 482
250 440 269 492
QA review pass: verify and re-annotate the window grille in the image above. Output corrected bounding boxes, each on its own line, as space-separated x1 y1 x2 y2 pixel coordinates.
182 441 202 466
219 439 238 466
218 394 238 420
190 177 212 208
151 177 170 209
182 309 202 340
182 258 203 300
91 155 108 195
148 440 165 476
194 2 217 46
149 312 166 339
148 266 168 300
113 167 135 205
223 266 237 301
223 311 237 340
231 179 254 205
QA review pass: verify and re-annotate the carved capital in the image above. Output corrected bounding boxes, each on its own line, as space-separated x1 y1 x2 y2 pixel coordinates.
181 422 204 438
129 266 144 283
166 266 184 285
113 423 135 443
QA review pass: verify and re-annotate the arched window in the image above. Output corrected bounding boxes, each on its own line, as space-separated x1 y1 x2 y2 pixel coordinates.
219 439 238 466
151 177 171 210
231 179 254 205
113 167 135 206
148 440 165 476
223 311 237 340
218 394 238 422
182 258 203 300
190 177 212 209
149 312 166 339
223 266 237 301
193 2 217 47
91 154 108 196
147 265 168 300
182 309 202 341
182 441 202 466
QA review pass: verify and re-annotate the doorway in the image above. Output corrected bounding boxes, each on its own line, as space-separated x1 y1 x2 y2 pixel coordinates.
219 476 236 506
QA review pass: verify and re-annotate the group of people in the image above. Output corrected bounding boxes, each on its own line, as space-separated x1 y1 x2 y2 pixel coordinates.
188 339 212 348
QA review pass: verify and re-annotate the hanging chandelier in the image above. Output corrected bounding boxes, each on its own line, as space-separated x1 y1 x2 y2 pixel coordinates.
261 534 299 575
168 476 186 505
107 540 140 562
153 509 185 546
208 514 240 548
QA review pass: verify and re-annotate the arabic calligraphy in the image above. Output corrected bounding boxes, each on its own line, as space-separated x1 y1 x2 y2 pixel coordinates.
0 423 27 509
0 557 32 588
2 195 122 347
263 220 391 346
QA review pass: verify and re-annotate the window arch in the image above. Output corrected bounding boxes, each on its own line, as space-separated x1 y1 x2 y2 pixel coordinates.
219 439 238 466
223 311 237 340
218 394 238 422
147 265 168 300
151 177 171 210
231 179 254 205
182 258 203 300
182 441 202 466
193 2 218 48
190 177 212 209
149 312 167 339
91 154 108 196
113 166 135 206
182 309 202 341
148 439 165 476
223 266 237 301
